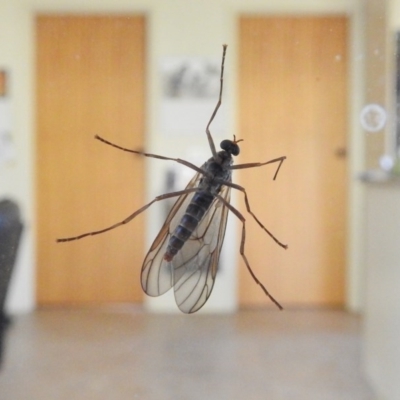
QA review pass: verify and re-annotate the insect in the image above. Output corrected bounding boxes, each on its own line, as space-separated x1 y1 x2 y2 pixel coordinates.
57 44 287 313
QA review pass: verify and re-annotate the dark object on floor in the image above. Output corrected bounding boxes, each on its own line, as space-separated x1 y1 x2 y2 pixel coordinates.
0 199 23 368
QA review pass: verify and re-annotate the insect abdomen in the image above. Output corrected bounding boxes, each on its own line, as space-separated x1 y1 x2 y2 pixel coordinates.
164 191 214 261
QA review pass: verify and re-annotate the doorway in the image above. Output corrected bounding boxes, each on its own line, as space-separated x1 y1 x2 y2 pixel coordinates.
36 15 146 305
238 16 348 307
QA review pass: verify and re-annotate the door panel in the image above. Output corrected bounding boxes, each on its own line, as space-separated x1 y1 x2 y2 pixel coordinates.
36 16 146 305
238 17 347 307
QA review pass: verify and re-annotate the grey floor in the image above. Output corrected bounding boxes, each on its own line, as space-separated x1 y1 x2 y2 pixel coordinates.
0 308 375 400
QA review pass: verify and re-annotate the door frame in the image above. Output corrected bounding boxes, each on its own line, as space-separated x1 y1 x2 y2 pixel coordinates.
230 6 365 312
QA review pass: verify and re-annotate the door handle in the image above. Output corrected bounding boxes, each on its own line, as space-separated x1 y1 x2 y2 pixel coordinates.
334 147 347 158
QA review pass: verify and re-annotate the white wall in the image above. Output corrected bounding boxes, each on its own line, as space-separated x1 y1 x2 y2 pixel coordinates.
0 2 35 313
363 185 400 400
0 0 363 313
362 2 400 399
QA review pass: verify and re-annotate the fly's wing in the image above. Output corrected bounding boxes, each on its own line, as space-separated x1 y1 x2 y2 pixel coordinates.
141 170 203 297
173 184 231 313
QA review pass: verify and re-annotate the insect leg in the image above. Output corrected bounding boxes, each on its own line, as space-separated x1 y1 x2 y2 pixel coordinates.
205 44 228 160
229 156 286 180
57 188 198 243
215 194 283 310
218 180 288 249
95 135 209 177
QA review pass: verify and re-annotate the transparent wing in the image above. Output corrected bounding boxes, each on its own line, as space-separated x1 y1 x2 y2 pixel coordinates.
173 184 231 313
141 168 231 314
141 170 203 297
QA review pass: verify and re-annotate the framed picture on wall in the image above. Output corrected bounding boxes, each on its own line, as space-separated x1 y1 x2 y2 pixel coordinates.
0 70 7 97
395 32 400 157
0 69 16 165
160 56 226 137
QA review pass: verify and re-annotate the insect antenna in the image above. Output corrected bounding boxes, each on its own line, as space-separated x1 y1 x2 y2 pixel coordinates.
233 135 244 145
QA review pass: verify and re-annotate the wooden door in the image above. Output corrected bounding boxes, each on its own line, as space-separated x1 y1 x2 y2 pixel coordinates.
36 16 146 305
238 17 348 307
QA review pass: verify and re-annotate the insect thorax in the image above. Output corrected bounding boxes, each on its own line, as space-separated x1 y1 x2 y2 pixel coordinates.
205 153 232 178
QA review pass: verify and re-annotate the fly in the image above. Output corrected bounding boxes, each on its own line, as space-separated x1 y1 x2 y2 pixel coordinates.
57 44 288 313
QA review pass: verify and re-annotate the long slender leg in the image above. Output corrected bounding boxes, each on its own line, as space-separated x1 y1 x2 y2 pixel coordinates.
215 194 283 310
205 44 228 160
218 180 288 249
96 44 228 164
95 135 208 177
57 188 198 242
230 156 286 180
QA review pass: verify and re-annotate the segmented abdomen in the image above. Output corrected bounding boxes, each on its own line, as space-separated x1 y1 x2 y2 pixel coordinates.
164 191 214 261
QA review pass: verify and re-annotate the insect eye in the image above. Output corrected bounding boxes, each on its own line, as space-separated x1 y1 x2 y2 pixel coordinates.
220 140 240 156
